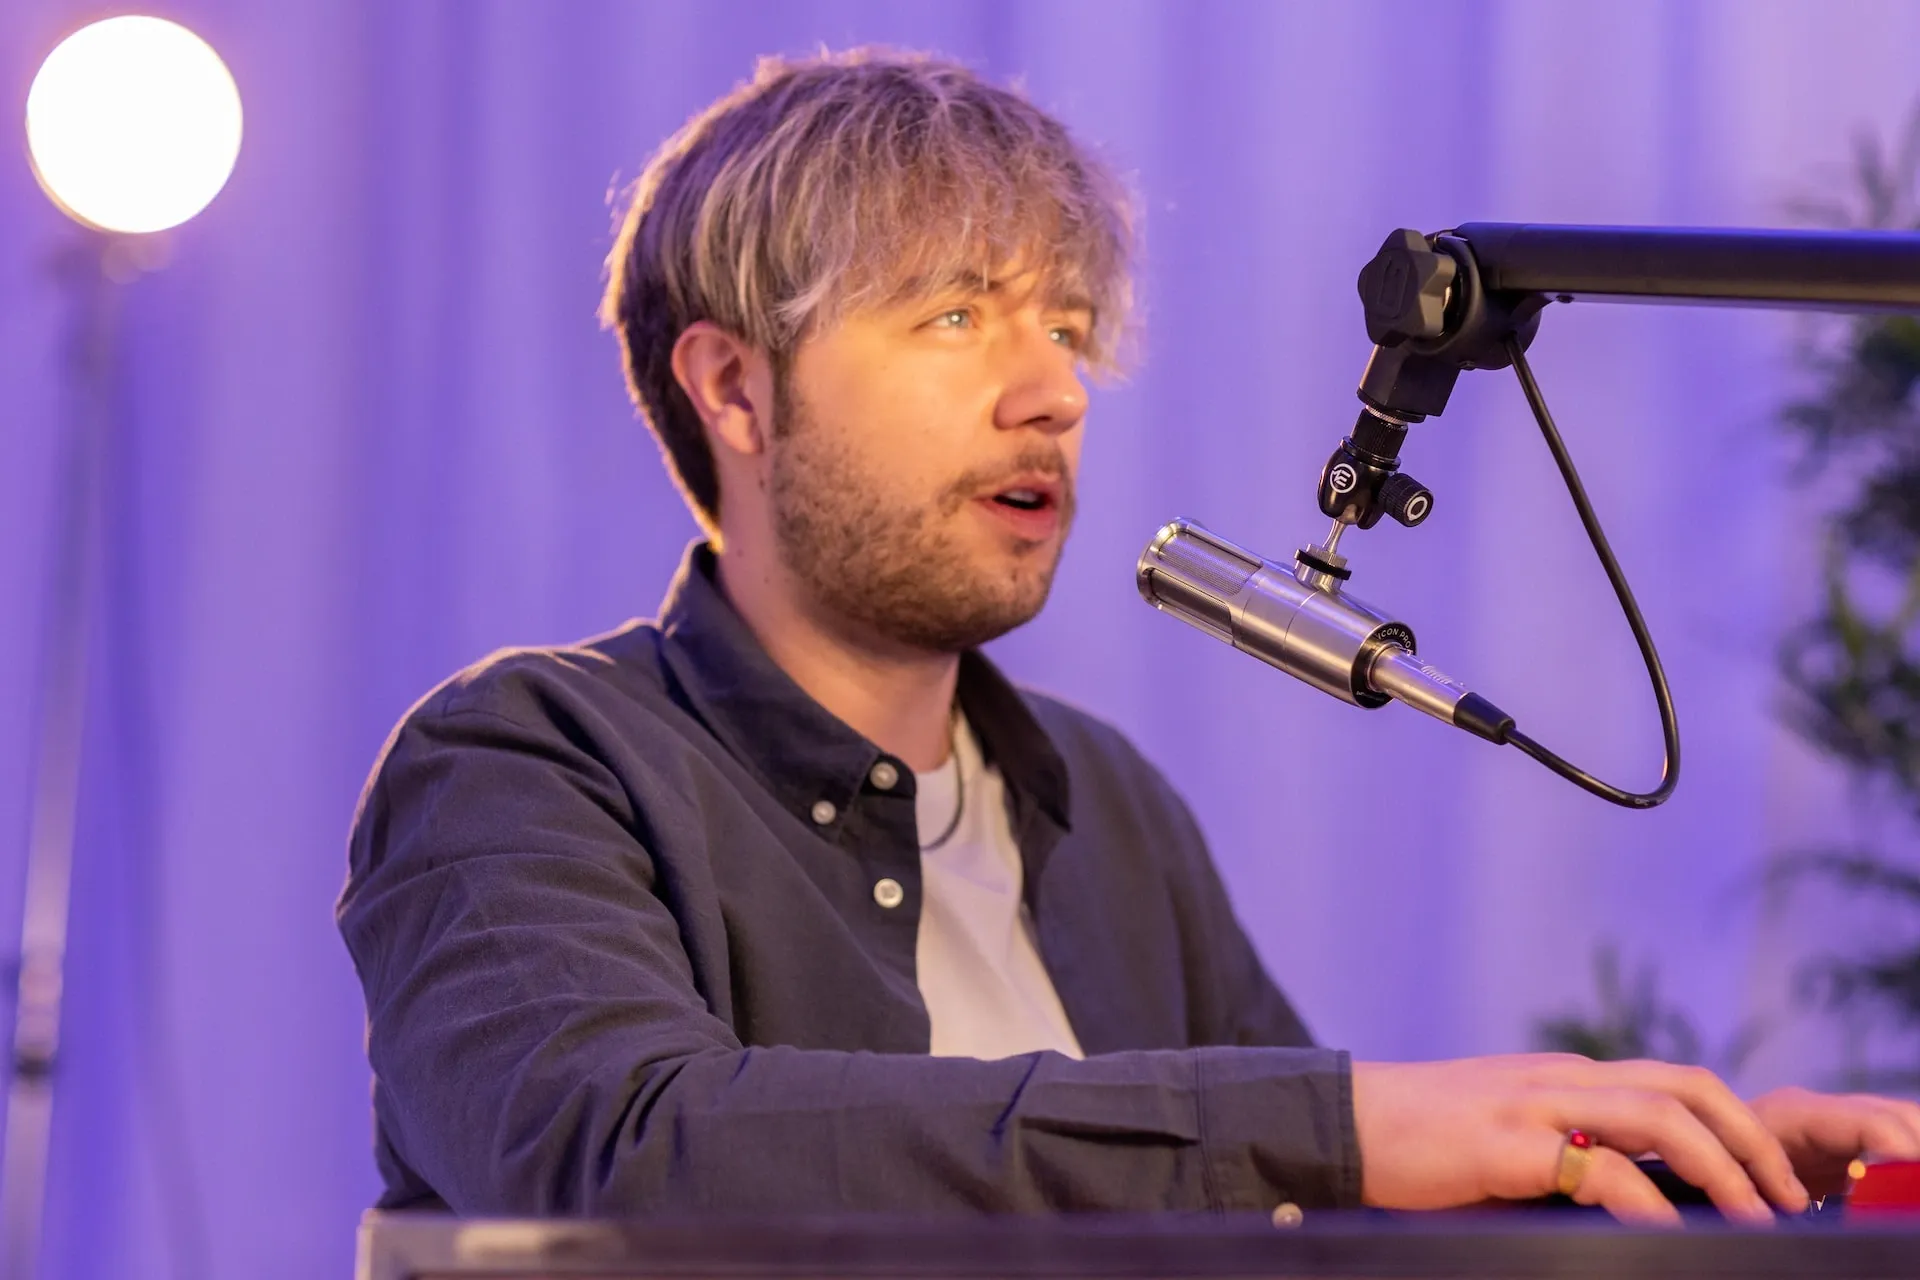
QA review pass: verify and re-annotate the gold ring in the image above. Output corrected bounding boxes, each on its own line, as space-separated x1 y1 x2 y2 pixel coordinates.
1556 1129 1596 1198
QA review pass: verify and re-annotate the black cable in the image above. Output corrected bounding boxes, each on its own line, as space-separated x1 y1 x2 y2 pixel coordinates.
1500 336 1681 809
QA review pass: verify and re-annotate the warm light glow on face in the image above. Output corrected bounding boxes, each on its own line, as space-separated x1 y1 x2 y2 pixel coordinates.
25 16 242 234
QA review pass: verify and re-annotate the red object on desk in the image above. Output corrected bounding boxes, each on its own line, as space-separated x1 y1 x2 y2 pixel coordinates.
1851 1161 1920 1216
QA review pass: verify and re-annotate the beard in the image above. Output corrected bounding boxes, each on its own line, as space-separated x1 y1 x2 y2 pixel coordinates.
767 381 1075 654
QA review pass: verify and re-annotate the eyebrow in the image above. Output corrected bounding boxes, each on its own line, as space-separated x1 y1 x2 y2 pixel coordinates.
1004 278 1095 314
934 271 1095 313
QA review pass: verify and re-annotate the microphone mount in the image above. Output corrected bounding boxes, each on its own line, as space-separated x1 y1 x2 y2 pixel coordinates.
1146 222 1920 808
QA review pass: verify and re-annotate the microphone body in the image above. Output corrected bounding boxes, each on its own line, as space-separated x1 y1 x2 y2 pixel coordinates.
1136 519 1512 742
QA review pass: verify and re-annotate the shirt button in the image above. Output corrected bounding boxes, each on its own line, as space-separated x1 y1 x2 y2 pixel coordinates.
872 878 905 909
809 799 837 826
868 760 899 791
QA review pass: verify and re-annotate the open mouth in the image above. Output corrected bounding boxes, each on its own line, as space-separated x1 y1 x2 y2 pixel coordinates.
977 479 1065 541
992 487 1052 512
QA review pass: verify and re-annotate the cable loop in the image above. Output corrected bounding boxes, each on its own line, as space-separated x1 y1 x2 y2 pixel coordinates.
1502 336 1681 809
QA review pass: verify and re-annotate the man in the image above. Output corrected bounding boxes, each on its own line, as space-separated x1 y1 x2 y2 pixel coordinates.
339 49 1920 1223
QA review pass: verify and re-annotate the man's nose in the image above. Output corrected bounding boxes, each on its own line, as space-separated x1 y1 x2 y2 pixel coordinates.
993 322 1088 436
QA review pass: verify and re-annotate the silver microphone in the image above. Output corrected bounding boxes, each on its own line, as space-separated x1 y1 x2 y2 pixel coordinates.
1136 518 1513 742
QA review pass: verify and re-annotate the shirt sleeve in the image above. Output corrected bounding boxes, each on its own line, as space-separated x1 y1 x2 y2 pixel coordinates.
339 700 1361 1216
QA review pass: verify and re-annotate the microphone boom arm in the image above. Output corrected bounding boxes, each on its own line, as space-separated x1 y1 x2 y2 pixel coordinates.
1141 222 1920 808
1450 223 1920 311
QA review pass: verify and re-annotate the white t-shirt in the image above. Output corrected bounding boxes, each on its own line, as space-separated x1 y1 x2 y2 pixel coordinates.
912 716 1085 1061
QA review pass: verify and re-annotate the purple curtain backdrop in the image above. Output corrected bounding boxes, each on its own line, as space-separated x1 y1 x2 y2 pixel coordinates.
3 0 1920 1275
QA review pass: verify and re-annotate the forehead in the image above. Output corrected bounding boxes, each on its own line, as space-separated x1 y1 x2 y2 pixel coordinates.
878 254 1097 315
783 192 1126 361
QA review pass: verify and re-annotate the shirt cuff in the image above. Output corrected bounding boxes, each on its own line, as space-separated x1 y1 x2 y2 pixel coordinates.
1193 1046 1361 1210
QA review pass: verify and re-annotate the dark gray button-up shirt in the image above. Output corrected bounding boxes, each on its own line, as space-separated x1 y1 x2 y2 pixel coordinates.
339 543 1359 1215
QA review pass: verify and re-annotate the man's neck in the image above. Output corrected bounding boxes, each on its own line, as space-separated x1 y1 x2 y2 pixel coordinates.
714 548 959 773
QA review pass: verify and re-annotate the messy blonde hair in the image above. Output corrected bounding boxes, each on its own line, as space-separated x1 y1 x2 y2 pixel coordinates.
600 48 1136 534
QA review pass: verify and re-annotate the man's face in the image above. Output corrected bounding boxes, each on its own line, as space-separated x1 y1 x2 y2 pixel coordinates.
767 266 1091 654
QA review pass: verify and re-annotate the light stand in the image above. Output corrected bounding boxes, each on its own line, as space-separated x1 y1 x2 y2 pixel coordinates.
2 235 123 1280
8 17 240 1279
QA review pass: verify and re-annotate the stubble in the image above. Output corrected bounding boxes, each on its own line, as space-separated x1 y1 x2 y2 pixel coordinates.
768 383 1075 654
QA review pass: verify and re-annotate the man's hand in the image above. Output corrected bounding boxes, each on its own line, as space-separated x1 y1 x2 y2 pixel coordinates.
1749 1086 1920 1199
1352 1054 1809 1226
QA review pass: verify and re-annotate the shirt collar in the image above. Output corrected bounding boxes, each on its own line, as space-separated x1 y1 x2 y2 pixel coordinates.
655 541 1071 834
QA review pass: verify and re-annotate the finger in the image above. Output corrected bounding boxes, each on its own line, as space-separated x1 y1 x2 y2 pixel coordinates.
1795 1094 1920 1164
1597 1062 1806 1211
1845 1096 1920 1161
1888 1098 1920 1156
1544 1088 1776 1225
1571 1143 1685 1228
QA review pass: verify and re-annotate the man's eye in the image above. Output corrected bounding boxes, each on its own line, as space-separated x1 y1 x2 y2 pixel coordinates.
1049 325 1086 350
931 308 973 329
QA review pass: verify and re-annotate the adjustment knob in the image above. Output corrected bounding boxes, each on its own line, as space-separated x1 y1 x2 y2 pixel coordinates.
1357 229 1456 347
1379 472 1434 527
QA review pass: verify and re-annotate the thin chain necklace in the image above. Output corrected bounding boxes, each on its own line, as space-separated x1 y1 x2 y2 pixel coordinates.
918 716 966 852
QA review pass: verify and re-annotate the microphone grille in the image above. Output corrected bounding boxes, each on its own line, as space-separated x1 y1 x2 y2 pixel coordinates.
1136 520 1263 641
1155 525 1260 599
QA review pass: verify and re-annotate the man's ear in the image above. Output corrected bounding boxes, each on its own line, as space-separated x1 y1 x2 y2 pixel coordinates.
670 321 775 458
